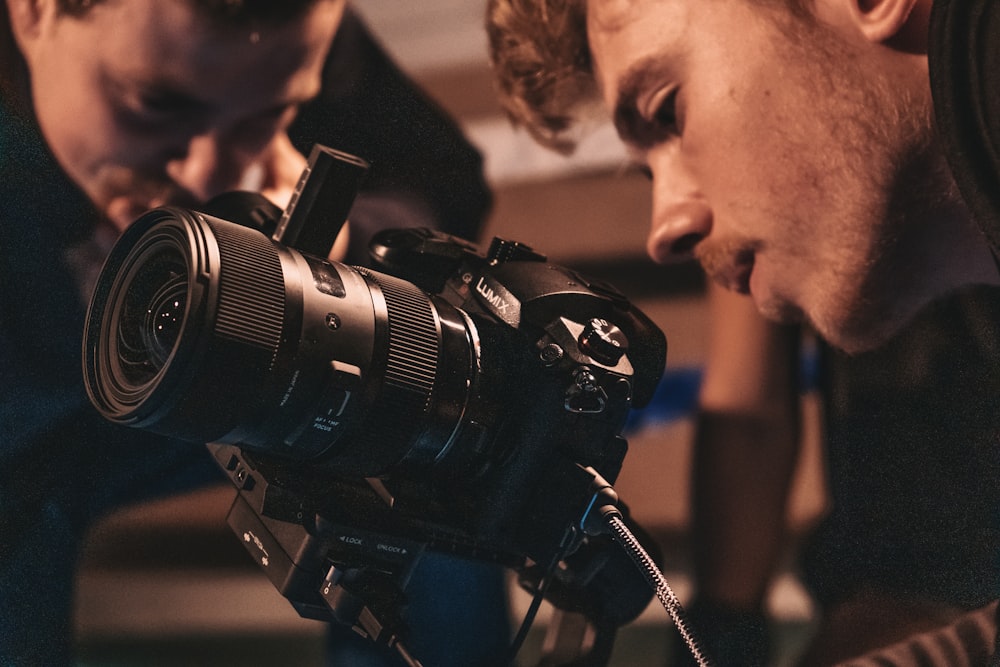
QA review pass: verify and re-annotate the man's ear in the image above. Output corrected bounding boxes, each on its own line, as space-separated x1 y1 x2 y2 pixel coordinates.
5 0 56 52
850 0 931 51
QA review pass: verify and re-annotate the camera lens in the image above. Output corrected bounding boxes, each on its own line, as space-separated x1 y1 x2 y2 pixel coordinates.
84 204 488 476
84 212 205 420
145 270 187 366
116 246 187 385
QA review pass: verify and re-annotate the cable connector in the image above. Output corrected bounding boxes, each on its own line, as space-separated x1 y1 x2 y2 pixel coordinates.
578 465 623 536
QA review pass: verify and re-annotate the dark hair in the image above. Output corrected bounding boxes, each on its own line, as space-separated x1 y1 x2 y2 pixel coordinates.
56 0 325 25
0 5 22 111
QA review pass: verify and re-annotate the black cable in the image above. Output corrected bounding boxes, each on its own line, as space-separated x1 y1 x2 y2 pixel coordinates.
502 526 578 666
504 574 548 663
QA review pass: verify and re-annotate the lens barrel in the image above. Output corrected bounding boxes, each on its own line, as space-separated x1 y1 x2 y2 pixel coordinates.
84 208 480 476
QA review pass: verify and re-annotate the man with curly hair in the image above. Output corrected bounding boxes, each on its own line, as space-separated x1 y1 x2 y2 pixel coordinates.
488 0 1000 664
488 0 998 355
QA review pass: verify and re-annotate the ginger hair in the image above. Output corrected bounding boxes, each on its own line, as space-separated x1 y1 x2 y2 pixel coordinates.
486 0 597 153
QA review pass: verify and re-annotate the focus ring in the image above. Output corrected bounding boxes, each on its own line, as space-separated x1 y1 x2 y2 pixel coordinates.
206 217 285 367
353 268 439 471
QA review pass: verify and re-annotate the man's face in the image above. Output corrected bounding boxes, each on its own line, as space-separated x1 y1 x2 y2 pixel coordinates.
587 0 973 352
14 0 344 228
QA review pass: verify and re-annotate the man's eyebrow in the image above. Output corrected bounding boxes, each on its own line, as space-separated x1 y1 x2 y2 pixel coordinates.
612 54 673 147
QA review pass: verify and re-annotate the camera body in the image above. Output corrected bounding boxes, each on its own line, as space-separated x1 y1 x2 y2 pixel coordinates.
206 223 666 626
83 145 667 634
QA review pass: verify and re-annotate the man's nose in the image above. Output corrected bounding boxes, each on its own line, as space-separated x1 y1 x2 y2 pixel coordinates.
646 161 712 264
165 133 248 202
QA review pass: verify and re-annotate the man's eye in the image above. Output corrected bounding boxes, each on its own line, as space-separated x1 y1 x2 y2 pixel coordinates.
137 92 199 118
139 95 176 116
120 85 209 120
651 89 679 134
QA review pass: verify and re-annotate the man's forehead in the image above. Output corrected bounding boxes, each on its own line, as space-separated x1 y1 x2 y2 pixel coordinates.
585 0 687 97
586 0 689 61
587 0 644 32
587 0 684 33
104 0 335 100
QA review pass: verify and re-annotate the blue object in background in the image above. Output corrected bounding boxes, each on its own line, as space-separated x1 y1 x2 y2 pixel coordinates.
625 351 819 433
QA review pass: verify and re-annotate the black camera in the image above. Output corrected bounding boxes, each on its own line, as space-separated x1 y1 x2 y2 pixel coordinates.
83 146 668 664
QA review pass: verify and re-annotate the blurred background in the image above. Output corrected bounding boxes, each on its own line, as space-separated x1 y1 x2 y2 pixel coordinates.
74 3 828 665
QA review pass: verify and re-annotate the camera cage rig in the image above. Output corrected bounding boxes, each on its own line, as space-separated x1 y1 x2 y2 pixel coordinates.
207 443 653 666
84 144 708 666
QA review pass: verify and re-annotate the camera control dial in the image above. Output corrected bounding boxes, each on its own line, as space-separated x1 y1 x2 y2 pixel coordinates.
578 318 628 366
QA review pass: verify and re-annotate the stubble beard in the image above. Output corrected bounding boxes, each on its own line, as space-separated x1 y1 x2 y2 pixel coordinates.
817 80 957 354
765 15 957 354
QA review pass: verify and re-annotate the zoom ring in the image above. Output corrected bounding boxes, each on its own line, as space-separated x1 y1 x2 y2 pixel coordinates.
365 269 438 412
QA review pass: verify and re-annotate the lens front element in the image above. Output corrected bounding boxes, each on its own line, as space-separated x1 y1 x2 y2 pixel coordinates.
116 244 188 386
